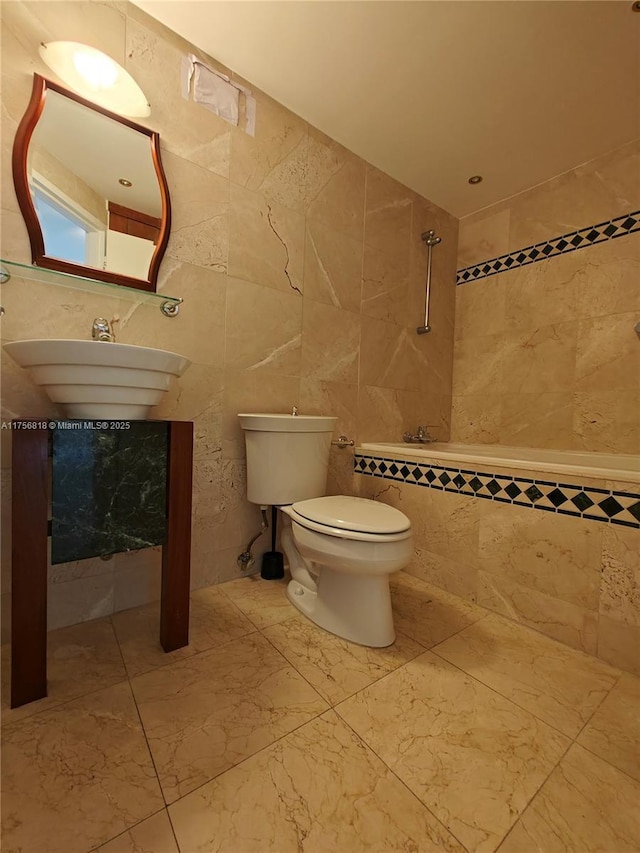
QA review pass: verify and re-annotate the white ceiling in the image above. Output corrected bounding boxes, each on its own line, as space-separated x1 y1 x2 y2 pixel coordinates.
133 0 640 217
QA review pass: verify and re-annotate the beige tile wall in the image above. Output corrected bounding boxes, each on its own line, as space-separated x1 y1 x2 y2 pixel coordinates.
360 472 640 676
0 1 457 630
453 140 640 453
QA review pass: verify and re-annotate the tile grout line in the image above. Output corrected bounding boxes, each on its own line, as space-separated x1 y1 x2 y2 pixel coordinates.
567 668 640 787
166 807 182 853
122 672 170 809
258 620 428 707
332 698 472 853
403 605 491 649
4 589 263 730
82 656 177 851
137 623 333 811
491 666 627 850
256 610 473 851
320 601 625 853
1 617 133 731
157 704 333 810
493 810 522 852
142 604 473 815
111 583 273 680
86 805 170 853
257 626 331 706
1 674 130 730
110 613 174 817
109 613 129 675
576 738 640 787
104 678 183 852
427 640 615 742
118 624 261 682
492 733 580 849
215 577 300 631
108 599 635 851
330 643 556 853
251 606 495 850
155 595 477 848
9 577 634 853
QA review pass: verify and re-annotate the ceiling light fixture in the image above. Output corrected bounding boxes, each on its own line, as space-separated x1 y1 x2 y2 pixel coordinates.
632 1 640 11
118 178 133 187
468 175 483 185
38 42 151 118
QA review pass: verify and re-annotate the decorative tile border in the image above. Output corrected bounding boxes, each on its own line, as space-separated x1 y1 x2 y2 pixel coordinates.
456 210 640 285
354 453 640 529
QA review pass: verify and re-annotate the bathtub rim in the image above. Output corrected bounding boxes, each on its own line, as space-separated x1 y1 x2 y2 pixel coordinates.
357 442 640 484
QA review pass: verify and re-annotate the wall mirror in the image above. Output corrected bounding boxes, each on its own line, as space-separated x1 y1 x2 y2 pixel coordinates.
12 74 171 293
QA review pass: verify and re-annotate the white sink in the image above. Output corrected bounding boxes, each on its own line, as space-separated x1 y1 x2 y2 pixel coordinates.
4 339 191 419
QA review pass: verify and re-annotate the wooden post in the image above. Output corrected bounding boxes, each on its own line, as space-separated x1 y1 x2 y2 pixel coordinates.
11 423 49 707
160 420 193 652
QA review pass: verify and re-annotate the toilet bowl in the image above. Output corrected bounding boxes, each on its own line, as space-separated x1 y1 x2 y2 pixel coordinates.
238 413 413 647
281 496 412 647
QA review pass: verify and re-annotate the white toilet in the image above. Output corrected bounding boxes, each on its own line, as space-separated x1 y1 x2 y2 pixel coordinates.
238 413 413 647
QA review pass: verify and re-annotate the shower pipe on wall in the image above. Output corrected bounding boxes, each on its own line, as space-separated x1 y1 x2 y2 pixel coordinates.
416 229 441 334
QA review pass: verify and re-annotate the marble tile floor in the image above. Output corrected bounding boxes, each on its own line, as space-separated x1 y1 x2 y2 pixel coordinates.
2 571 639 853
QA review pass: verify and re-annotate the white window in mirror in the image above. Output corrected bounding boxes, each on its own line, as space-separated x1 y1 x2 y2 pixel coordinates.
31 173 105 268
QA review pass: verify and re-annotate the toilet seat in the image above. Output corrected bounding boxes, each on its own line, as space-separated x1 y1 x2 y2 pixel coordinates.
283 496 412 542
281 498 414 646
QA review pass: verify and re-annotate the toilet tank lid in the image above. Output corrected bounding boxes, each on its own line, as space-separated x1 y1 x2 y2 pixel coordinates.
238 413 337 433
291 496 410 534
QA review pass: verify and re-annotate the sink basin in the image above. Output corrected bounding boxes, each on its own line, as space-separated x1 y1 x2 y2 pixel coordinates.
4 339 191 419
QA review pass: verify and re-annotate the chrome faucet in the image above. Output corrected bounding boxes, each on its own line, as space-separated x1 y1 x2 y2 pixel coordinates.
92 317 114 342
403 425 435 443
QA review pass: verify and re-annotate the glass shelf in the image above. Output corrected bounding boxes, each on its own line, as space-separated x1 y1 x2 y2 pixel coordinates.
0 259 183 317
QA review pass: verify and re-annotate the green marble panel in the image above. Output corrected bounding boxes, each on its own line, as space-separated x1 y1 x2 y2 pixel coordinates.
51 421 168 564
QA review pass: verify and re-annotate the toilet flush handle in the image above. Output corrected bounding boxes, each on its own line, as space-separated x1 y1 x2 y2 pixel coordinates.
331 435 354 449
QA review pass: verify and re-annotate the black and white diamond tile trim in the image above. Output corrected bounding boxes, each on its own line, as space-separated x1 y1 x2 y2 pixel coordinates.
354 454 640 529
456 210 640 286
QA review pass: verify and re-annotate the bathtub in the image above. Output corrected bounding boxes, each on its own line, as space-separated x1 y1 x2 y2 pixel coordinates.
355 441 640 530
359 442 640 483
355 440 640 675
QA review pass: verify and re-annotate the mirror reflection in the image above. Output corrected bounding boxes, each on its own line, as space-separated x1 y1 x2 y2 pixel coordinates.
13 74 170 291
28 88 162 281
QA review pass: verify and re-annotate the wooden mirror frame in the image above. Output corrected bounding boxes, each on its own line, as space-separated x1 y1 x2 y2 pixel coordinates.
12 74 171 293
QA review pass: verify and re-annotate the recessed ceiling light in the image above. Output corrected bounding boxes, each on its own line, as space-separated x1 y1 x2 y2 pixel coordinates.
632 1 640 11
118 178 133 187
468 175 483 185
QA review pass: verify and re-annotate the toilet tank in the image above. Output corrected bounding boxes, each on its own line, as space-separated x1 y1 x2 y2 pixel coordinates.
238 414 337 505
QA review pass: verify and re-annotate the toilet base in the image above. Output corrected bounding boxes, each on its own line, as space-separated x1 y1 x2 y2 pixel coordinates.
286 568 395 647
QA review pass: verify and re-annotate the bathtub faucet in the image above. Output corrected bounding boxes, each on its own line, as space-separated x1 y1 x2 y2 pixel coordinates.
403 425 435 443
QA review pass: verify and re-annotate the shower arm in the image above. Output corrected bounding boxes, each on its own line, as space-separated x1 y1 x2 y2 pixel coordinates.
417 229 441 335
